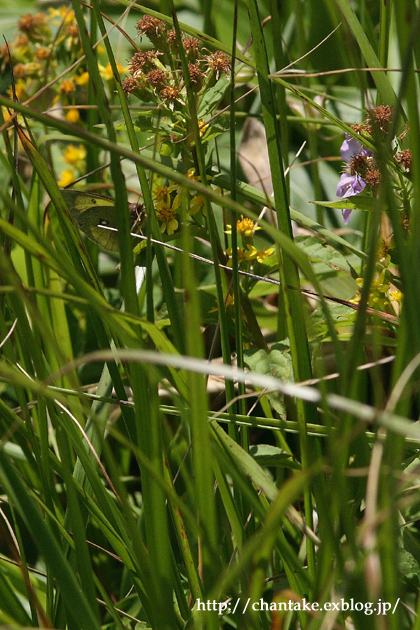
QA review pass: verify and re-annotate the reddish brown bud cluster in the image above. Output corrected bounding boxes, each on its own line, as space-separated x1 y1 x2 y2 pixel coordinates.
146 68 166 86
205 51 231 79
395 149 412 172
364 168 381 189
18 12 48 37
124 15 231 107
122 76 138 94
188 62 203 84
136 16 166 38
368 104 393 132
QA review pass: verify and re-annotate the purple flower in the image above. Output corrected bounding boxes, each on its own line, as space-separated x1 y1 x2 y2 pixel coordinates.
336 134 374 224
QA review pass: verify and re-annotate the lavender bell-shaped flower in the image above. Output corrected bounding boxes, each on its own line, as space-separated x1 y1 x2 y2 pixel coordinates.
337 134 374 224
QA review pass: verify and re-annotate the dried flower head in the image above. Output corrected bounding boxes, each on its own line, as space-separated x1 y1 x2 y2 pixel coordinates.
65 24 79 39
183 37 200 59
60 79 75 95
123 76 139 94
395 149 412 172
160 85 184 110
18 12 49 41
368 104 393 132
146 68 166 87
166 29 178 46
129 50 161 76
14 63 27 78
205 50 231 79
35 45 51 60
349 153 373 177
19 12 45 32
351 123 365 134
136 15 166 39
364 168 381 189
188 62 203 84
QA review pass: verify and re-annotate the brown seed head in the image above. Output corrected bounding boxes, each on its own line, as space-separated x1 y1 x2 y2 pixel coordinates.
349 154 371 176
205 50 231 78
36 45 51 60
136 15 166 39
368 104 393 132
351 123 365 134
14 63 27 78
188 62 203 84
18 12 48 39
123 76 139 94
146 68 166 86
65 24 79 39
395 149 412 172
184 37 200 52
129 50 161 75
364 168 381 189
60 79 75 95
160 85 182 101
166 29 178 47
183 37 200 59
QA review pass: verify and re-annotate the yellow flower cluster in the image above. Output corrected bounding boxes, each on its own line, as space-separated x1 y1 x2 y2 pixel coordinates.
2 7 126 118
152 169 215 235
226 245 274 267
57 144 86 187
350 239 402 313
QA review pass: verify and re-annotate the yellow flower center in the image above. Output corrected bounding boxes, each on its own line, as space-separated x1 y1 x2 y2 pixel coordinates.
236 216 260 237
156 203 175 223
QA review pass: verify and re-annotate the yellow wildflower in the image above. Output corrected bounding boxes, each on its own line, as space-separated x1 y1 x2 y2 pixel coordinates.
57 168 76 187
60 79 75 95
226 247 246 267
76 72 89 86
198 120 209 137
61 144 86 169
237 216 260 237
156 202 178 235
154 183 174 208
390 290 403 304
189 194 205 216
48 6 76 23
65 108 80 123
255 246 275 263
8 78 30 100
99 62 127 81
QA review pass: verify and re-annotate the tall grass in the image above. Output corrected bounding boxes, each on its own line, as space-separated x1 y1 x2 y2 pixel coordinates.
0 1 420 629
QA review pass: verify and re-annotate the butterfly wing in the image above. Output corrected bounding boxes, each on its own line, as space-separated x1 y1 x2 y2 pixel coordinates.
61 190 120 251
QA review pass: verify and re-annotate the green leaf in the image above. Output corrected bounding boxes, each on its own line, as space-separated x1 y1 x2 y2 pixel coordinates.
311 195 378 211
249 444 298 468
198 74 230 118
244 342 293 417
244 342 293 382
295 235 351 274
398 548 420 586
